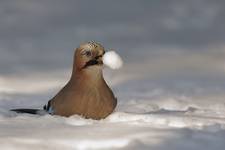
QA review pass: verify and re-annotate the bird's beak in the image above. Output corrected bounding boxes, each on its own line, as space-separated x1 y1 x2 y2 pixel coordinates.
82 55 103 69
95 55 103 65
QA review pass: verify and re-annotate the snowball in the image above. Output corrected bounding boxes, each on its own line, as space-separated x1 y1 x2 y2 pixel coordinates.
103 51 123 69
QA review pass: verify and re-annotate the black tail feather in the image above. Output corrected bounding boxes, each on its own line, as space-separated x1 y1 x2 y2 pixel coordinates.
10 109 42 114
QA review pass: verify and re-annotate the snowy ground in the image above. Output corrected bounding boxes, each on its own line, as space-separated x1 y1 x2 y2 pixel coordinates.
1 1 225 149
0 50 225 150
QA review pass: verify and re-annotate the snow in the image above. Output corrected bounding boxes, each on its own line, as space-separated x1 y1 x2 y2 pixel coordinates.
1 0 225 149
0 59 225 150
103 51 123 69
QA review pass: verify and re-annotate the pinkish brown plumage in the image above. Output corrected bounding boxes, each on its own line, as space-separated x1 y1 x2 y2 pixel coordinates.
46 42 117 119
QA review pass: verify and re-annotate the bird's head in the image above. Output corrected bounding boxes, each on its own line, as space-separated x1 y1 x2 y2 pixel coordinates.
74 41 105 71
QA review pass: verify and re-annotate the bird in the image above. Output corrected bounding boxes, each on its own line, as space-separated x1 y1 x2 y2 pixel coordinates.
11 41 117 120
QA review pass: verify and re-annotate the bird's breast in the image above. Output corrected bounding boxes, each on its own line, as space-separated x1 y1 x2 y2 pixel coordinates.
74 86 116 119
51 77 117 119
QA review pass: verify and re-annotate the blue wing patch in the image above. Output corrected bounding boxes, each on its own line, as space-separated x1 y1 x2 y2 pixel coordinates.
43 100 54 115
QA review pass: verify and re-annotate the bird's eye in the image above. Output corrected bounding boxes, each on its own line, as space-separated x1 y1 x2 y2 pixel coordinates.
81 50 92 57
85 51 92 57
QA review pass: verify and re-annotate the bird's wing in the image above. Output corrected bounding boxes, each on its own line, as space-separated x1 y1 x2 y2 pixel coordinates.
43 100 54 114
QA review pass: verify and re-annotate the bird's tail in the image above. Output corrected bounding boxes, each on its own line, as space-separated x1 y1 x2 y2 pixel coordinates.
10 109 43 114
11 100 52 115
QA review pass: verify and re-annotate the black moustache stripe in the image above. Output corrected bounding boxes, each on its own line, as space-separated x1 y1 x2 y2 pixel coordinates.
82 59 99 69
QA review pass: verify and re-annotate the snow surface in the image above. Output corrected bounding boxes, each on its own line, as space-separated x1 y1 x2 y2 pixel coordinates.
1 0 225 149
0 55 225 150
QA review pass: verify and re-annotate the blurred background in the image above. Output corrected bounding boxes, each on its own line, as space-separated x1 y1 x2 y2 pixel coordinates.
0 0 225 110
